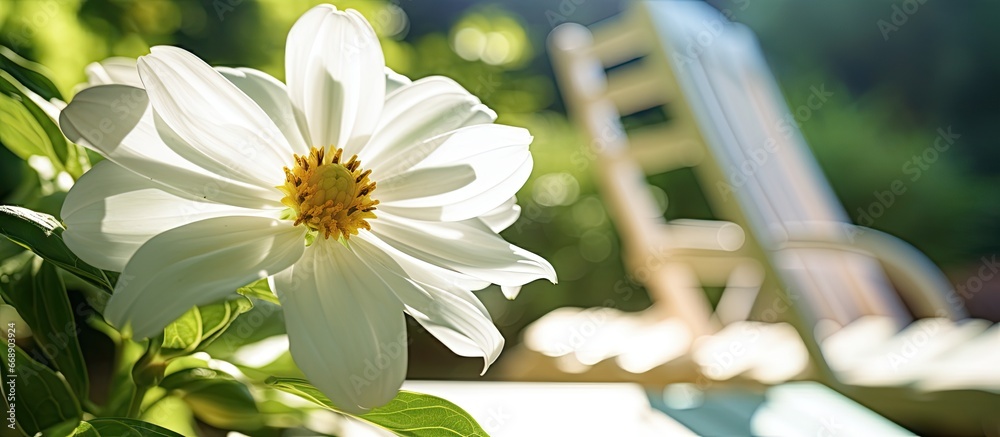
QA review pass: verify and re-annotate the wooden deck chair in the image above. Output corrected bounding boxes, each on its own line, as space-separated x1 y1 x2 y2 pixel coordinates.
503 1 817 387
506 1 1000 434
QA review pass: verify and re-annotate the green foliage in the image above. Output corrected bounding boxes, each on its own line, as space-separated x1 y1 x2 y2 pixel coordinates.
71 418 185 437
0 206 116 297
787 79 989 266
0 46 63 101
0 345 82 436
236 349 305 382
267 377 489 437
0 258 89 400
0 69 83 179
160 297 253 356
202 301 287 360
137 396 198 437
159 367 262 431
0 84 52 160
237 277 280 305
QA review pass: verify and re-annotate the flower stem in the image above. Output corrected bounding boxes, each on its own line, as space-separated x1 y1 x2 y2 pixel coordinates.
126 339 166 419
125 386 145 419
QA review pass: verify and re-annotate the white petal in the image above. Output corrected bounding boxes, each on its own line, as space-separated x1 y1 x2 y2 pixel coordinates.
59 85 281 209
85 57 142 87
377 124 533 222
360 77 496 173
138 46 293 187
104 216 305 339
283 3 327 145
82 61 309 172
357 232 491 293
370 214 557 287
216 67 309 155
480 196 521 233
272 239 406 414
375 164 475 203
352 237 504 371
62 160 271 271
500 285 522 300
285 6 385 154
384 67 411 95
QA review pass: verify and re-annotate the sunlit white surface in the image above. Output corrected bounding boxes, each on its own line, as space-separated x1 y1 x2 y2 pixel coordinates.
692 321 808 383
523 307 697 374
523 307 618 357
571 309 644 365
916 324 1000 392
231 334 290 367
831 318 999 388
616 319 691 374
331 381 695 436
751 382 915 436
821 316 897 372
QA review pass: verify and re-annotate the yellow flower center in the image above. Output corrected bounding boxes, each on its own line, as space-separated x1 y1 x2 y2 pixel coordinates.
278 146 378 241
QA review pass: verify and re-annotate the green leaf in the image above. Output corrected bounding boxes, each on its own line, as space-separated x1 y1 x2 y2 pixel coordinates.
42 419 82 436
0 70 81 178
160 367 262 431
266 377 489 437
0 345 82 436
160 307 202 351
0 88 51 160
70 421 100 437
102 339 145 417
71 418 185 437
0 258 89 400
236 350 304 382
237 277 280 305
202 301 285 359
199 297 253 348
139 396 198 436
0 205 116 298
0 46 63 101
161 297 253 355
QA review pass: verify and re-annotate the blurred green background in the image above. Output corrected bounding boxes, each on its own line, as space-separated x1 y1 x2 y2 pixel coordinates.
1 0 999 379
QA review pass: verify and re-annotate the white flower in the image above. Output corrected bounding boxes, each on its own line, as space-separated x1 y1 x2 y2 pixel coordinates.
58 5 555 413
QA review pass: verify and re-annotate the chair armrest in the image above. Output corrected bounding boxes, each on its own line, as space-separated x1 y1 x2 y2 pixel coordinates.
779 222 968 321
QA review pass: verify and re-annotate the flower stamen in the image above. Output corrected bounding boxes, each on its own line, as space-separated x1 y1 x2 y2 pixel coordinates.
278 146 378 240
